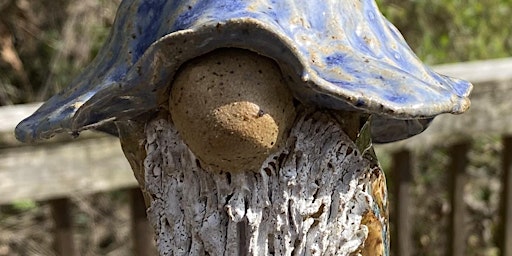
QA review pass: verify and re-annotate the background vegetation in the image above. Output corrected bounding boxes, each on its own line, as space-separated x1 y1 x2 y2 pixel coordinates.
378 0 512 64
0 0 511 255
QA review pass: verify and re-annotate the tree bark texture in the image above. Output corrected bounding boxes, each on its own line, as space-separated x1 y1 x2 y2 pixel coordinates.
140 110 389 255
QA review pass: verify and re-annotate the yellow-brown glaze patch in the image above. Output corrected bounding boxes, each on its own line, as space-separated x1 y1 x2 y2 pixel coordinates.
361 210 384 256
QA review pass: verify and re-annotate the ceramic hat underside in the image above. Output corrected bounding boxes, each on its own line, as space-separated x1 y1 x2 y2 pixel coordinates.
15 0 472 143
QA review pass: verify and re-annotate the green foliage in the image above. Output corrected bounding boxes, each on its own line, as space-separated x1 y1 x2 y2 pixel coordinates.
12 200 37 212
377 0 512 64
0 200 37 216
11 200 37 211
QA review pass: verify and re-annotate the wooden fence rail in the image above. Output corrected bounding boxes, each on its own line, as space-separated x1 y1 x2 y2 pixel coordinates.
1 57 512 255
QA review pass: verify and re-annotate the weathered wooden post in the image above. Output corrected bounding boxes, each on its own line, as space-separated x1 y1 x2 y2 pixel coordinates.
15 0 472 255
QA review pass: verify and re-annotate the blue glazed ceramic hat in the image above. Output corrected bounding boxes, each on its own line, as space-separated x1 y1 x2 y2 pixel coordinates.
15 0 472 143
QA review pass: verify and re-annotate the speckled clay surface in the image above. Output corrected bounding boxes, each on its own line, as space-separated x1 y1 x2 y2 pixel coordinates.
15 0 472 143
169 48 296 171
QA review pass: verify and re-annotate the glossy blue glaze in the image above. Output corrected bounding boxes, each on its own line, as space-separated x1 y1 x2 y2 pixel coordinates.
15 0 471 143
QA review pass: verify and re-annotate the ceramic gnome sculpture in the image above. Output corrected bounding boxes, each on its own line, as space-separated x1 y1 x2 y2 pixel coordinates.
16 0 472 255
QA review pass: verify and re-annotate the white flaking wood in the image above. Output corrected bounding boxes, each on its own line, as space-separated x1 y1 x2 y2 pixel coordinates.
143 111 384 255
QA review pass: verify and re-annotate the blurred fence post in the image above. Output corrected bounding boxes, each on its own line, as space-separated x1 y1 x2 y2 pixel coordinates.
392 149 413 256
447 142 471 256
498 136 512 256
49 197 77 256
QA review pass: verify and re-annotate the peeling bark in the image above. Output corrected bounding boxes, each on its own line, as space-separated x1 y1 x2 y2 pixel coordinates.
142 110 389 255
